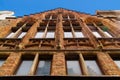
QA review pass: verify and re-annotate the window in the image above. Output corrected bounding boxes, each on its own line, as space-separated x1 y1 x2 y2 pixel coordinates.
36 55 52 76
18 32 26 38
67 60 82 76
0 55 8 66
104 32 112 37
0 60 5 66
110 55 120 69
16 60 33 75
85 60 102 75
66 55 82 76
6 32 14 38
46 32 54 38
64 32 73 38
75 32 84 38
92 32 101 38
0 55 9 66
114 60 120 68
35 32 43 38
36 60 51 75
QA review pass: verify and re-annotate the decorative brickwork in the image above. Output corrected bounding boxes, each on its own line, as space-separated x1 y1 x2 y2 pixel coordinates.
0 8 120 78
51 53 66 76
97 52 120 75
55 13 64 49
0 53 21 76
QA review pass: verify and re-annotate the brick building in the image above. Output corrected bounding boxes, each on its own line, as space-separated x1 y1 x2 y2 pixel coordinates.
0 8 120 79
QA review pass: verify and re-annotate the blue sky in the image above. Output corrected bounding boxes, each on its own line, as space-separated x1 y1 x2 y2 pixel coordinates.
0 0 120 16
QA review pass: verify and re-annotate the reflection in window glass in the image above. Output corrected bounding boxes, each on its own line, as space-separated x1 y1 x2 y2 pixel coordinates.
64 32 73 38
67 60 82 76
92 32 101 38
36 60 51 76
85 60 102 75
75 32 84 38
16 60 33 75
114 61 120 68
0 60 5 66
104 32 112 37
35 32 43 38
18 32 26 38
46 32 54 38
6 32 14 38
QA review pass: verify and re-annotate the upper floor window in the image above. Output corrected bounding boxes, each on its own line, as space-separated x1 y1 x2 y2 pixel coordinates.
6 32 14 38
46 32 54 38
64 32 73 38
18 32 26 38
104 31 112 37
75 32 84 38
92 31 101 38
35 32 44 38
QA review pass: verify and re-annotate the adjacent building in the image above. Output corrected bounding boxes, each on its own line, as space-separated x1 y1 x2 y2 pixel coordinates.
0 11 15 20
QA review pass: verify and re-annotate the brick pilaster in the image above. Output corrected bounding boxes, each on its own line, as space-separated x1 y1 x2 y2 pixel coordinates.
0 53 21 76
97 52 120 75
51 53 66 76
55 13 64 49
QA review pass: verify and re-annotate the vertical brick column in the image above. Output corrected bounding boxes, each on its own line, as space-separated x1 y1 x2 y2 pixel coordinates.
0 53 22 76
97 52 120 75
19 21 40 49
78 19 99 48
51 53 66 76
55 13 64 49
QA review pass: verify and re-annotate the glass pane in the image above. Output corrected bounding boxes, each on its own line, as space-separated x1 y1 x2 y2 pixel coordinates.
67 60 82 76
6 32 14 38
64 32 73 38
92 32 101 38
16 60 33 75
104 32 112 37
114 61 120 69
75 32 84 38
36 60 51 76
46 32 54 38
85 60 102 75
18 32 26 38
0 60 5 66
35 32 43 38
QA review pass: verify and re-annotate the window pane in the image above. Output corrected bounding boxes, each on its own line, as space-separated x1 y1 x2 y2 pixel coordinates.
67 60 82 76
18 32 26 38
16 60 33 75
36 60 51 76
64 32 73 38
35 32 43 38
92 32 101 38
46 32 54 38
75 32 84 38
104 32 112 37
85 60 102 75
0 60 5 66
114 61 120 68
6 32 14 38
